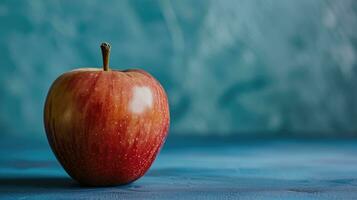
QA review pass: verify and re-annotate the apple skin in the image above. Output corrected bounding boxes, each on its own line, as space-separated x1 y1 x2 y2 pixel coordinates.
44 68 170 186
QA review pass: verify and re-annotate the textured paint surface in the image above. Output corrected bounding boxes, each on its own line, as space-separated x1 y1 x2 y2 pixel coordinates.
1 137 357 199
44 69 169 185
0 0 357 138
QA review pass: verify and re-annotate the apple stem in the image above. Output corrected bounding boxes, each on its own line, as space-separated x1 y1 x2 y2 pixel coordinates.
100 42 111 71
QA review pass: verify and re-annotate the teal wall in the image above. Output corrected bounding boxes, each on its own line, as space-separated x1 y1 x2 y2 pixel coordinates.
0 0 357 138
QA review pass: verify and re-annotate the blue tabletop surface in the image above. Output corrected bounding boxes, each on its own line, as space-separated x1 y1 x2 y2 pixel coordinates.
1 137 357 200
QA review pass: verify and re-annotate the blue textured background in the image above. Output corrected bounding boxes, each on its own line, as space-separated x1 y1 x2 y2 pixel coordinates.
0 0 357 138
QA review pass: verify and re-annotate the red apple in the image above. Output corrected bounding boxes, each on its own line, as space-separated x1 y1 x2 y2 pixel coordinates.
44 42 170 186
